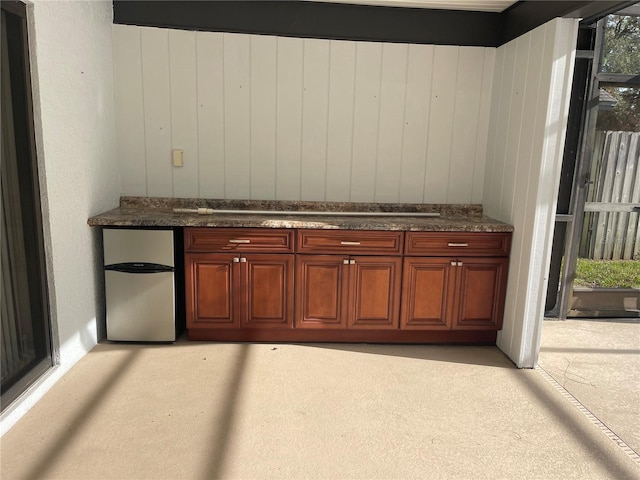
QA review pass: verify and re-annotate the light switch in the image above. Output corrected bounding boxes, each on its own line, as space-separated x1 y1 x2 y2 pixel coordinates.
172 149 184 167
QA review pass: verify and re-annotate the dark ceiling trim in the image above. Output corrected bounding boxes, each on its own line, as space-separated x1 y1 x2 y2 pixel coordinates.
113 1 502 47
112 1 637 48
499 1 635 44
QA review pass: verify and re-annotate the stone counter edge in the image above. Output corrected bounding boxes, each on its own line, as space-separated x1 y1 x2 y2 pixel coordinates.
88 198 513 233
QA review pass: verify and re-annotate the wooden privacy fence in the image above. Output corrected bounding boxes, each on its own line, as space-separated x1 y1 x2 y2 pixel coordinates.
579 131 640 260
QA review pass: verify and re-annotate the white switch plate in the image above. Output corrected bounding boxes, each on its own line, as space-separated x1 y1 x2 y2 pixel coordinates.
172 149 184 167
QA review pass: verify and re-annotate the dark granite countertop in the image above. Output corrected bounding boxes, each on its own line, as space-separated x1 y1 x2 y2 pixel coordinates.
88 197 513 233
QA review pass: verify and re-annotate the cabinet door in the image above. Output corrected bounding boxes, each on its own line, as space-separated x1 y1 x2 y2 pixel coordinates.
243 255 294 329
348 257 402 329
295 255 349 329
185 253 240 329
400 257 455 330
452 257 509 330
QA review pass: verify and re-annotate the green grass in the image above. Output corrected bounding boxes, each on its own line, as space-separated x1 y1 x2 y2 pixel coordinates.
574 258 640 288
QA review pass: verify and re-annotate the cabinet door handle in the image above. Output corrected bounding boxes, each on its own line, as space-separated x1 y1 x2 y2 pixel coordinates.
349 259 356 265
451 261 457 266
240 258 247 263
233 257 240 263
343 259 350 264
340 241 361 246
457 261 463 267
229 239 251 244
448 242 468 247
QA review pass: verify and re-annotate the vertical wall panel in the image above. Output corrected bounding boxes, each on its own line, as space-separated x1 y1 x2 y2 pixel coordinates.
375 43 408 203
276 37 304 200
326 40 356 202
508 24 553 365
301 39 330 201
196 32 225 198
484 19 578 367
114 26 496 205
169 30 198 198
250 35 277 199
113 25 146 196
521 20 576 366
499 35 531 219
399 44 433 203
223 34 251 199
483 45 505 217
141 28 173 197
472 48 495 204
424 46 458 203
448 48 484 203
490 41 517 214
351 42 383 202
506 24 547 367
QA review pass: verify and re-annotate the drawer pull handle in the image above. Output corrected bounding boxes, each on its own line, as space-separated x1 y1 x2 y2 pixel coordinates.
229 239 251 244
340 241 361 246
448 242 469 247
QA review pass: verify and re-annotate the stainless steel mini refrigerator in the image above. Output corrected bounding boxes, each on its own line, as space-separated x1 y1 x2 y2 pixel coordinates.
104 228 179 341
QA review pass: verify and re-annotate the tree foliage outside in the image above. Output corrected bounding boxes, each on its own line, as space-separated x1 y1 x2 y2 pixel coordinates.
597 13 640 132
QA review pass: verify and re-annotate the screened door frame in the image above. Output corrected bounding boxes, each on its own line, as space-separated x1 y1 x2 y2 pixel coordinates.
548 5 640 319
1 0 54 410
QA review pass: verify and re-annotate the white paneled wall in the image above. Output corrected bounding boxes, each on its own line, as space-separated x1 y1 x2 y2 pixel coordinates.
483 18 578 367
113 25 495 202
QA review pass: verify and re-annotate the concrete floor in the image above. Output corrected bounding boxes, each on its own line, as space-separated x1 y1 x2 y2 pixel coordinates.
1 339 639 480
538 318 640 456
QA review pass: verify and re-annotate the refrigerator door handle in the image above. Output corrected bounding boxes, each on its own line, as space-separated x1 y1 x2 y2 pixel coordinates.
105 262 175 274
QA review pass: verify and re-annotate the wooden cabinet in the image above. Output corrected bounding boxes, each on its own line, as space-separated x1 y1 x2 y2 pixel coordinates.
295 255 348 329
186 253 240 329
185 228 294 253
295 230 403 331
184 227 511 343
297 230 403 255
400 257 453 330
296 255 401 330
453 257 508 330
401 256 509 330
400 232 511 331
185 229 294 331
405 232 511 257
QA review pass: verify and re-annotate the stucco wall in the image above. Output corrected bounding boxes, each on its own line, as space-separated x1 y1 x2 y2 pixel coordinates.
0 0 120 435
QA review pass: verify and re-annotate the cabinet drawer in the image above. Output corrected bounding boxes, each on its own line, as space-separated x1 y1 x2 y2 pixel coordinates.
297 230 403 255
185 228 294 253
405 232 511 256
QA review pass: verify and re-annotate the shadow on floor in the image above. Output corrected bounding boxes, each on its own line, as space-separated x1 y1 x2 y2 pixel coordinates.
201 343 251 480
20 349 143 480
97 339 515 369
303 343 515 368
511 368 639 480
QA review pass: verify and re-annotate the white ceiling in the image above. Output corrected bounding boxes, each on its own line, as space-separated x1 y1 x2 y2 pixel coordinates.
307 0 518 12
